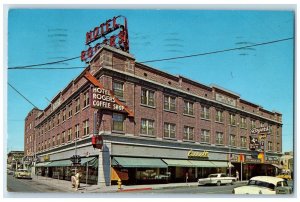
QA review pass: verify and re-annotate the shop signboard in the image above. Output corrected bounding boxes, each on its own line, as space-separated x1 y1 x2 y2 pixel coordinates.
187 150 209 159
91 87 126 112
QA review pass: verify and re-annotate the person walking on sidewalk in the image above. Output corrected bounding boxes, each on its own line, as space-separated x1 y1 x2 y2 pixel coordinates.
71 170 82 191
236 170 239 181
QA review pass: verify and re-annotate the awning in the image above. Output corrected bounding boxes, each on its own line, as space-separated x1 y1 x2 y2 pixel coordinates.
35 162 51 167
211 161 230 168
81 157 97 166
162 159 193 167
47 159 72 167
189 160 215 167
112 157 167 168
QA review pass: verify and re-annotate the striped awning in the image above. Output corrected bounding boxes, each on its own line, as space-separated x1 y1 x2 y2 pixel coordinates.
162 159 193 167
47 159 72 167
112 157 167 168
211 161 230 168
35 162 51 167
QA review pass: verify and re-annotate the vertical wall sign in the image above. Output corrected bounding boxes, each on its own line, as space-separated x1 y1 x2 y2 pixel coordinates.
81 15 129 62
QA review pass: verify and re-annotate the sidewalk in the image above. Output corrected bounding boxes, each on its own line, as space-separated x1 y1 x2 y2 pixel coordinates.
31 175 247 193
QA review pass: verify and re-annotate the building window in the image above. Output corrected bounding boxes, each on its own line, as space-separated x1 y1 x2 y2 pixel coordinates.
83 91 90 107
62 109 66 122
201 106 210 120
230 134 236 146
201 129 210 143
268 141 273 151
140 119 154 136
48 139 51 148
240 117 247 129
229 113 236 125
141 89 155 106
183 126 194 141
57 113 60 124
52 136 55 146
57 134 60 145
215 110 224 122
113 81 124 99
277 143 280 152
62 131 66 143
164 95 176 111
113 113 124 131
164 123 176 139
184 101 194 115
68 103 72 118
260 122 264 127
83 119 89 136
240 136 247 148
75 98 80 113
68 128 72 142
75 124 80 138
251 119 256 129
216 132 224 145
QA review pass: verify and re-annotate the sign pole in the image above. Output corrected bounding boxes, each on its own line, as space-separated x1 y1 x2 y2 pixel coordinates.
241 161 243 181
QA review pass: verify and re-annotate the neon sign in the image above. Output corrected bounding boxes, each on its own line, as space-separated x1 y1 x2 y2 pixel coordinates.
81 16 129 62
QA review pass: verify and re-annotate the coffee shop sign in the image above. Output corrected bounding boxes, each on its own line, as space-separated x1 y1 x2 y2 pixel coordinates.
91 87 125 111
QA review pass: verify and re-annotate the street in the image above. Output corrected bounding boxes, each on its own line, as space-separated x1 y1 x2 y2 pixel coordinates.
6 175 64 193
120 184 243 195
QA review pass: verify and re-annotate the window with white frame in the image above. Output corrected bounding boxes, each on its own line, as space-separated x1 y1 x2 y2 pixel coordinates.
83 119 89 136
83 91 90 107
62 109 66 121
184 101 194 115
57 134 60 145
268 141 273 151
215 110 224 122
229 113 236 125
141 89 155 106
230 134 236 146
201 105 210 119
183 126 194 141
201 129 210 143
140 119 154 136
75 98 80 113
52 136 55 146
164 95 176 111
113 113 124 131
113 81 124 99
68 128 72 141
164 123 176 138
216 132 224 145
240 117 247 128
240 136 247 148
68 103 72 118
75 124 80 138
251 119 256 129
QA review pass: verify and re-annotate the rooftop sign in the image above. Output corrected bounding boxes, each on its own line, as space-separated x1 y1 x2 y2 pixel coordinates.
81 15 129 62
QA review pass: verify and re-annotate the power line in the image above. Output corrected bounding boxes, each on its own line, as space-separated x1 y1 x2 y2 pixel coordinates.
8 37 293 70
140 37 294 64
9 56 80 69
8 83 38 108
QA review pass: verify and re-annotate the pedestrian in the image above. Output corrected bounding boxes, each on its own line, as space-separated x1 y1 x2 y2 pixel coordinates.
71 169 82 191
236 170 239 181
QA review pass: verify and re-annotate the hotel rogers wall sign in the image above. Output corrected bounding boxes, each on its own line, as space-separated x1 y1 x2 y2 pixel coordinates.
91 87 126 112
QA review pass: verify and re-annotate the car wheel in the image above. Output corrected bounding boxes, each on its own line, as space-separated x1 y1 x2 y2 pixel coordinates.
217 181 221 186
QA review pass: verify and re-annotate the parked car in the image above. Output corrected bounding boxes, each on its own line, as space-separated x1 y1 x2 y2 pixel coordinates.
7 169 14 175
13 169 32 179
198 173 236 186
232 176 292 194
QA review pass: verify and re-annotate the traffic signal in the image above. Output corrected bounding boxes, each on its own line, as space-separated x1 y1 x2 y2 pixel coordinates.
70 155 81 165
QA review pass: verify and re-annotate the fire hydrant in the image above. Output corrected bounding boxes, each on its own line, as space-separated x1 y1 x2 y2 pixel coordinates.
117 179 122 190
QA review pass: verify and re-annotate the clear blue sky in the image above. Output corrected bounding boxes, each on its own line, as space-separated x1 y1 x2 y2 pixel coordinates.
7 9 294 152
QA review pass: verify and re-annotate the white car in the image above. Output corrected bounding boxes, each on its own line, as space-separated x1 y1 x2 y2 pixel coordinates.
198 173 236 186
233 176 292 194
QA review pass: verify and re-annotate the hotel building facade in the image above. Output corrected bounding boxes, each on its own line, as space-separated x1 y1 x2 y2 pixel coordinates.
24 45 282 186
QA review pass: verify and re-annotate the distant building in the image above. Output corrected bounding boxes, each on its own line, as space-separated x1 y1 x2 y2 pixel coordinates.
24 45 283 186
7 151 24 170
279 151 293 172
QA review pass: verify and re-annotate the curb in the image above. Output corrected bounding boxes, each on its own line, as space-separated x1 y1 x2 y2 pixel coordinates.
117 187 153 192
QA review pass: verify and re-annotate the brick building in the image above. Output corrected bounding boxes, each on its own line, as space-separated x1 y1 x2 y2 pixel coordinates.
25 45 282 186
